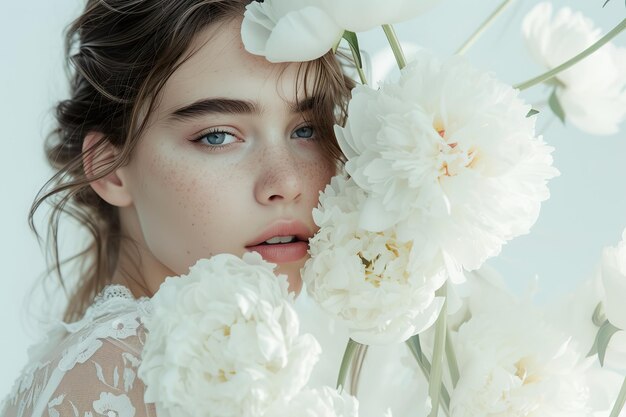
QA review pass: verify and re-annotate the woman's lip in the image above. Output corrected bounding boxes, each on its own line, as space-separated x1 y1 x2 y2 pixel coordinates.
246 219 312 247
246 241 309 263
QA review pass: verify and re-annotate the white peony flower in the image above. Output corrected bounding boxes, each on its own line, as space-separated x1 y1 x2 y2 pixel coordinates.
522 2 626 135
241 0 438 63
450 305 592 417
335 51 559 281
302 175 446 345
138 252 321 417
266 386 360 417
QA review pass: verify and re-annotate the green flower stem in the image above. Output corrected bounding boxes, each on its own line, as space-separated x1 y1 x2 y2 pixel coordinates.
336 338 360 392
356 66 368 85
445 328 460 388
456 0 516 55
514 18 626 91
382 24 407 69
429 286 448 417
406 336 450 416
407 335 431 374
341 31 368 85
610 376 626 417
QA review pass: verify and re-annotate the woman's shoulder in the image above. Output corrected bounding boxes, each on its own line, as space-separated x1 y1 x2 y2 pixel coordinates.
1 285 155 417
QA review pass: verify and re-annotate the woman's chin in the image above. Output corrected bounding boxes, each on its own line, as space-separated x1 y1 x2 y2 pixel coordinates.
275 262 304 296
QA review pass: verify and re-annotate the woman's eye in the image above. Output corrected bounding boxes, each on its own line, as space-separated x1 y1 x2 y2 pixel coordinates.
192 130 238 146
292 126 315 139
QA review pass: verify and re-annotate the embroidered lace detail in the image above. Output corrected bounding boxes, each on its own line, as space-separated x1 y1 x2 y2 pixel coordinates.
93 285 135 307
1 284 156 417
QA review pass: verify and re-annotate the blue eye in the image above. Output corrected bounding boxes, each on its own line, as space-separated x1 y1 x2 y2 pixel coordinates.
292 126 315 139
191 130 238 147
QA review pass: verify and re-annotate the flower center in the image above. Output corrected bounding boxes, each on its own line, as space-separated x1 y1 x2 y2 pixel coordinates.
360 238 411 288
434 125 478 178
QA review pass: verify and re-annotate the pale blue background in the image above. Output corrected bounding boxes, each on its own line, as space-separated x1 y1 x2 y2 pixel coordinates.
1 0 625 397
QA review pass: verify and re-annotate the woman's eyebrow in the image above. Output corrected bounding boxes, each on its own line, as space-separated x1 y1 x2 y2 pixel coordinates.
166 96 318 123
167 98 260 122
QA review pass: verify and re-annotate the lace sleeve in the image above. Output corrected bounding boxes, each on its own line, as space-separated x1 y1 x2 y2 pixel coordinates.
1 290 157 417
43 337 156 417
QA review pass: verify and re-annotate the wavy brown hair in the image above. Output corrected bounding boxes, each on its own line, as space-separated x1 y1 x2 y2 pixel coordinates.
30 0 354 322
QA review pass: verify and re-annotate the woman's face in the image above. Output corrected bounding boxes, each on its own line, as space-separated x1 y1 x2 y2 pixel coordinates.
116 18 336 295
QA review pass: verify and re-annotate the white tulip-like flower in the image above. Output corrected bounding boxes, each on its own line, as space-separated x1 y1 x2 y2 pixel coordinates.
522 2 626 135
335 51 559 280
241 0 438 62
138 253 321 417
266 386 360 417
241 0 342 63
302 175 446 345
450 306 592 417
324 0 439 32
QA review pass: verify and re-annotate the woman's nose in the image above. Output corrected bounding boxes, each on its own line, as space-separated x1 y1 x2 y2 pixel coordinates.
254 146 303 205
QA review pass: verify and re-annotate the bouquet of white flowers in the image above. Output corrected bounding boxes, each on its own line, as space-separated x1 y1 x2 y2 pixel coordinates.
137 1 626 417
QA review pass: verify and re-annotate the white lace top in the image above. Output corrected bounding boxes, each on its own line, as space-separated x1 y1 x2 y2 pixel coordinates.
1 285 429 417
0 285 156 417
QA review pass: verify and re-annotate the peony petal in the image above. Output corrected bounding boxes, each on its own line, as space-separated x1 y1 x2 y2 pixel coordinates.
605 331 626 374
334 125 358 160
358 196 397 232
408 295 446 334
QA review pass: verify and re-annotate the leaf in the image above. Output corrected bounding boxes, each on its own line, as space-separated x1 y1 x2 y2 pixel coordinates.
588 319 622 366
526 108 539 117
342 31 363 70
593 302 607 326
548 89 566 123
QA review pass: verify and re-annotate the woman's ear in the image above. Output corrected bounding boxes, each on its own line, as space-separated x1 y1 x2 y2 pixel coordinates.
82 132 133 208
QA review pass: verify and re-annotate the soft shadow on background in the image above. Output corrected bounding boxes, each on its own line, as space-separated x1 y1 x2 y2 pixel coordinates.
1 0 625 397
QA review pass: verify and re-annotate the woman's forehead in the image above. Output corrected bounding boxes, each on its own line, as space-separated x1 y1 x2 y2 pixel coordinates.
155 19 311 120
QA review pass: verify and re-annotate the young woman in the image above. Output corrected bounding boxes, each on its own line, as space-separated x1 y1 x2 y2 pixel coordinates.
1 1 353 416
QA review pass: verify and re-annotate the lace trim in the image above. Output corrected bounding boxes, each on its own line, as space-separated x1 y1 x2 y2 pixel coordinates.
92 285 135 307
61 285 144 335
